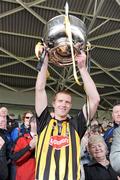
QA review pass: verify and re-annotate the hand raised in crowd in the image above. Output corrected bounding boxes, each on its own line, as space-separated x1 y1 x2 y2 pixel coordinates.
29 136 37 150
0 137 5 149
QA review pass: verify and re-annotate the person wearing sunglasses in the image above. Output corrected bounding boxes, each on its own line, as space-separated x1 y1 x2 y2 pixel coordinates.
8 111 33 180
10 111 34 143
11 116 37 180
20 111 34 136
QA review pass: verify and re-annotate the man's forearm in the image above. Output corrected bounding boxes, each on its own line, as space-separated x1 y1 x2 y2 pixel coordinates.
36 56 48 91
80 68 99 101
79 67 100 119
35 55 48 116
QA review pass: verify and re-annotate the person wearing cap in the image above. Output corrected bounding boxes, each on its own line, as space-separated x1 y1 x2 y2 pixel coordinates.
84 134 120 180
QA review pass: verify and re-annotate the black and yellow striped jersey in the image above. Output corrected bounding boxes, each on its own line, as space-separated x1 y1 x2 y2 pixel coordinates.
35 107 87 180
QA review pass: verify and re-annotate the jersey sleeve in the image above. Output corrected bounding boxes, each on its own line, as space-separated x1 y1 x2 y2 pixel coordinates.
70 110 87 138
36 106 51 135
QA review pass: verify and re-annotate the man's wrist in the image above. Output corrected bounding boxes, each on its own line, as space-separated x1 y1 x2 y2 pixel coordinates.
78 67 87 73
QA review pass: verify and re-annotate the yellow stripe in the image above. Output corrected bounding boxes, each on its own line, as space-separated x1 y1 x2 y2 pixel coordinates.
48 148 56 180
35 127 47 173
38 119 55 179
75 131 81 180
62 121 67 136
35 135 38 158
49 120 57 180
59 122 67 180
36 119 81 180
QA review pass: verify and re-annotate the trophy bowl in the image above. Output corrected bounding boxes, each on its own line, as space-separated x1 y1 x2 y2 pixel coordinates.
43 15 87 66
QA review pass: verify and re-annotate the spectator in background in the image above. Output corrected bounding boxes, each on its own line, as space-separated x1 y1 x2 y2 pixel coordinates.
81 124 102 165
104 104 120 153
0 107 15 179
107 122 113 128
8 113 19 180
0 107 8 118
110 125 120 176
0 107 9 130
89 124 101 136
12 115 37 180
0 107 34 179
20 111 34 136
0 107 12 152
9 111 34 180
10 111 34 143
101 119 109 133
7 113 18 131
84 135 120 180
0 116 8 180
9 113 15 120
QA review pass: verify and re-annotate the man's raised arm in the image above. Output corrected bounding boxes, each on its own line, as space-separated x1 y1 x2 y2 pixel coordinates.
35 44 48 117
76 51 100 120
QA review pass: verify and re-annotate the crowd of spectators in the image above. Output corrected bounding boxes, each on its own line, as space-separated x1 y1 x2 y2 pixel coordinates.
0 104 120 180
0 106 36 180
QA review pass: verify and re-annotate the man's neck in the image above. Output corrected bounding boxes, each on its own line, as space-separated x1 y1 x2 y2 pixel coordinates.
54 115 67 121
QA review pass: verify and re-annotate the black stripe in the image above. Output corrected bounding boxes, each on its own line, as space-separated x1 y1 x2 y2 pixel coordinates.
70 125 77 180
43 145 53 180
54 150 60 180
64 146 69 180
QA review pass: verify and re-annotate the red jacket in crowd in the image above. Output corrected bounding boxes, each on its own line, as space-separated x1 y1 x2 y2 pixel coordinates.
13 133 35 180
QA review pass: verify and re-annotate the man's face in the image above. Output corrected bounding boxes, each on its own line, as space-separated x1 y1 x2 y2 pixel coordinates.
112 105 120 125
53 93 72 120
0 116 7 129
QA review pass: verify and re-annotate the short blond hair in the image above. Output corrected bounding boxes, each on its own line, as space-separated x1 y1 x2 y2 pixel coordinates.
52 90 72 102
88 134 106 147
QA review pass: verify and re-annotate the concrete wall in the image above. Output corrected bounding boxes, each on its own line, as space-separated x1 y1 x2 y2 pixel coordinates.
0 87 85 116
0 87 112 121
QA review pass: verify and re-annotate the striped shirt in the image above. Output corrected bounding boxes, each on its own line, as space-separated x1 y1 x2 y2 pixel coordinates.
35 107 86 180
